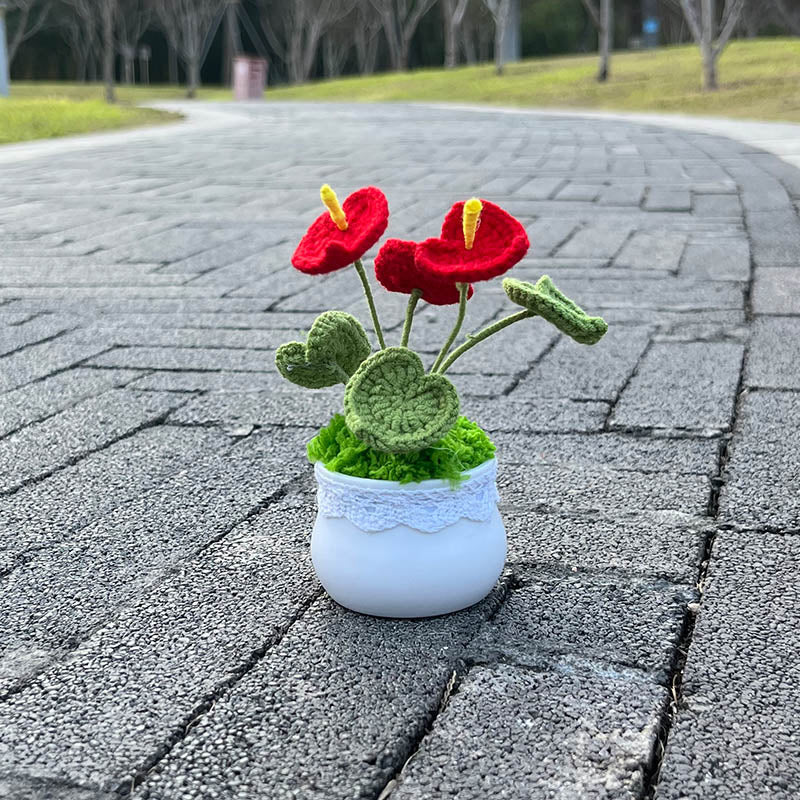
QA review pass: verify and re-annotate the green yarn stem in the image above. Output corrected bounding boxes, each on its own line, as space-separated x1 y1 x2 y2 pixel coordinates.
401 289 422 348
353 258 386 350
439 309 535 375
431 282 469 373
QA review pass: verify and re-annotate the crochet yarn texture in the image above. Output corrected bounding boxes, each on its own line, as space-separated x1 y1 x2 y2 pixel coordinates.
416 199 530 283
344 347 460 454
374 238 474 306
275 311 372 388
291 186 389 275
503 275 608 345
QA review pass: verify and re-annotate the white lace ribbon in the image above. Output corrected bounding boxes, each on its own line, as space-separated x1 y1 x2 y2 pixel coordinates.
314 459 499 533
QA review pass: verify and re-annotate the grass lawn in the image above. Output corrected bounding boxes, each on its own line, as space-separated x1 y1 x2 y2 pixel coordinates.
0 97 181 145
267 38 800 123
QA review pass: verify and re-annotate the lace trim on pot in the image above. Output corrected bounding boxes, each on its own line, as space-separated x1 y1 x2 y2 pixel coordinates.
314 460 499 533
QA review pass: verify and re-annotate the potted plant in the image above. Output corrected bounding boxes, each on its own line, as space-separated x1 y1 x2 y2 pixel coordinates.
275 185 608 618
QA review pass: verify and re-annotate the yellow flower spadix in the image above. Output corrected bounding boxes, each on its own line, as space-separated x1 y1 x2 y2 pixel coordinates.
320 184 348 231
462 197 482 250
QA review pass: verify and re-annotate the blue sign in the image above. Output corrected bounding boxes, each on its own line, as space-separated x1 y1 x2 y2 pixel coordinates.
643 17 660 35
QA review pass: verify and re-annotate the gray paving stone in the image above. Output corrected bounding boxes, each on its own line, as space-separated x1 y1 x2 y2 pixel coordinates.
498 461 710 522
719 390 800 529
0 315 78 356
0 426 233 566
751 267 800 314
524 217 579 255
610 342 744 432
133 592 506 800
491 431 719 476
0 389 186 494
692 193 741 217
0 367 139 437
0 341 108 394
615 231 687 272
747 209 800 267
471 565 695 681
645 188 691 212
0 502 319 794
557 225 631 258
465 397 608 434
391 664 665 800
745 317 800 389
0 428 312 693
680 238 750 281
504 509 707 585
87 345 280 372
597 183 645 206
170 390 340 429
71 324 304 351
656 531 800 800
513 325 651 402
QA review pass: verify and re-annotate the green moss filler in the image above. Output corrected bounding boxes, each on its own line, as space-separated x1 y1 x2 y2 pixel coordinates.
307 414 495 485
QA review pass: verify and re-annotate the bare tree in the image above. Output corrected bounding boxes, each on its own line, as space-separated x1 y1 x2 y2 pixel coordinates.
370 0 438 71
6 0 50 68
62 0 115 100
353 0 382 74
116 0 151 83
56 0 97 80
258 0 351 84
155 0 225 97
481 0 510 74
322 13 354 78
441 0 469 68
678 0 745 90
580 0 612 81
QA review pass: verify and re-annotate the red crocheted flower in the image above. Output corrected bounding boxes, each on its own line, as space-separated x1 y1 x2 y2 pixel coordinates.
292 187 389 275
374 239 474 306
415 199 529 283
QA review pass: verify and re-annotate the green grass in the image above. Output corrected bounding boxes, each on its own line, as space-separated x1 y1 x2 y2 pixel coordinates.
266 38 800 123
7 82 232 103
0 97 181 144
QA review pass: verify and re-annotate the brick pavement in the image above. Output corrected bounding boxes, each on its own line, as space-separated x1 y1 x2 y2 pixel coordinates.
0 103 798 799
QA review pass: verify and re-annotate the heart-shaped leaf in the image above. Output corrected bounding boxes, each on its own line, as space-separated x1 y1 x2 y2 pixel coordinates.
275 311 371 389
503 275 608 345
344 347 460 453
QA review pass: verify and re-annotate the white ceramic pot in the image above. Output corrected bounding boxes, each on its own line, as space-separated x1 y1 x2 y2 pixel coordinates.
310 457 506 618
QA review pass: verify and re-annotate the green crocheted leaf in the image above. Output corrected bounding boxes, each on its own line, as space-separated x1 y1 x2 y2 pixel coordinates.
344 347 460 454
503 275 608 345
275 311 371 389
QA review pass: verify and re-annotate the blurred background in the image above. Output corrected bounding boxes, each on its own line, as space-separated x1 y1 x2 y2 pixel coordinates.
1 0 800 144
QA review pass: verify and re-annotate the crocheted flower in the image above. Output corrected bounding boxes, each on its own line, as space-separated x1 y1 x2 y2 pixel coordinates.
416 199 529 283
292 185 389 275
374 238 474 306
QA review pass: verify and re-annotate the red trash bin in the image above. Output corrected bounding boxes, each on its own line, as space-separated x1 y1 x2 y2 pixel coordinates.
233 56 268 101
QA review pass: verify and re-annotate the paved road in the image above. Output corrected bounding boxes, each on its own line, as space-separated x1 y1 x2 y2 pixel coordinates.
1 103 798 800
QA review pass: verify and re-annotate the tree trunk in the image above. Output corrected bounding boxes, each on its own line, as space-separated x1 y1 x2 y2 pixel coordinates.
701 42 717 90
597 0 612 82
700 0 717 90
494 16 504 74
102 0 116 103
187 56 200 98
443 0 457 68
168 41 178 84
